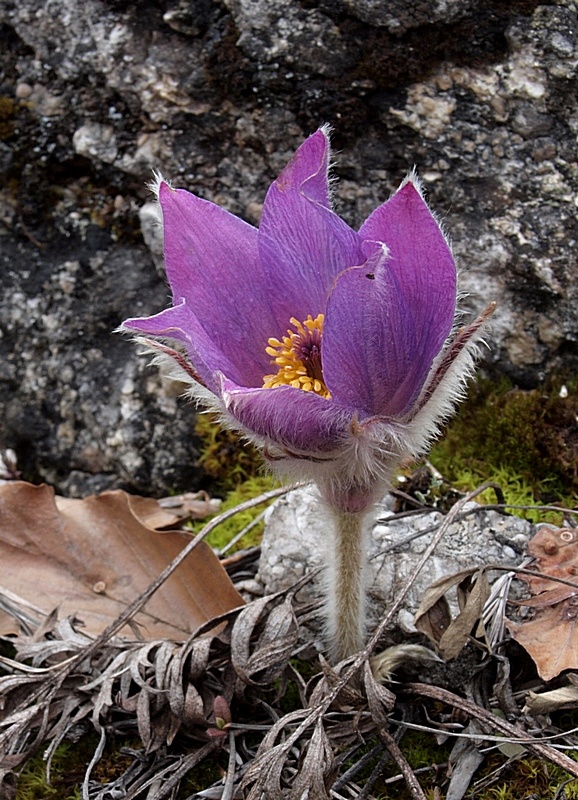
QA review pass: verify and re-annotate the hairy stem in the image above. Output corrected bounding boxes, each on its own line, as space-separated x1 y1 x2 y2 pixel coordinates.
326 508 370 662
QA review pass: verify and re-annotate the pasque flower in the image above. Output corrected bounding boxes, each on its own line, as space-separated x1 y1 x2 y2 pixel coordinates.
122 127 492 660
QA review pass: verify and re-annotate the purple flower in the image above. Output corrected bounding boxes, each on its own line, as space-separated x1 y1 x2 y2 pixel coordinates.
122 128 491 514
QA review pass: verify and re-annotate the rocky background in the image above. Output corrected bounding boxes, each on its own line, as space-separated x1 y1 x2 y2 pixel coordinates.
0 0 576 497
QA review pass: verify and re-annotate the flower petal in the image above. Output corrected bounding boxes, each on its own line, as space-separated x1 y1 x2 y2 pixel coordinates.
220 377 354 455
277 127 333 209
359 179 456 355
158 183 278 386
258 129 364 327
123 302 241 393
323 232 454 418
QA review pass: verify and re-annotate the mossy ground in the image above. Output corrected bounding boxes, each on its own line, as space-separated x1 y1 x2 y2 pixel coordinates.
469 753 578 800
186 472 279 551
428 375 578 514
341 730 453 799
190 412 282 551
15 735 226 800
14 730 578 800
331 725 578 799
16 736 132 800
194 412 264 491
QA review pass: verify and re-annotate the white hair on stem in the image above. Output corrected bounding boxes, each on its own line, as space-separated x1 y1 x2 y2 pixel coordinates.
323 505 372 662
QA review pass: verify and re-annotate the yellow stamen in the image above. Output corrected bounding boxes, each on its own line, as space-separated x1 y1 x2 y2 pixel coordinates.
263 313 331 399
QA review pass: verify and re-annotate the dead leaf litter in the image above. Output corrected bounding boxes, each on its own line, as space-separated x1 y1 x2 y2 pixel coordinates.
1 480 578 798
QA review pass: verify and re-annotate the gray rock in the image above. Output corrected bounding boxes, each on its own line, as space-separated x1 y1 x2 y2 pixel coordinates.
342 0 476 33
0 235 202 496
72 123 118 164
139 201 165 275
0 0 577 493
222 0 352 77
0 142 13 174
258 486 534 633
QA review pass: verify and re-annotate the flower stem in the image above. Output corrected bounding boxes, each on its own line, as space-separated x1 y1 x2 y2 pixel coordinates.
326 508 369 662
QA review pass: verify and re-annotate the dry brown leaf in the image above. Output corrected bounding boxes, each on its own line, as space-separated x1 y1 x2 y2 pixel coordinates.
364 660 396 719
524 683 578 715
244 596 299 682
0 481 243 640
414 568 479 640
509 599 578 681
523 526 578 594
142 491 222 530
509 526 578 681
241 708 311 800
439 572 490 660
287 719 334 800
308 655 365 711
414 567 488 659
517 584 578 608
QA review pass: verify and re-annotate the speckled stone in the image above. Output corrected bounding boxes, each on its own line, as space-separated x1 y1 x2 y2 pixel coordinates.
258 486 534 633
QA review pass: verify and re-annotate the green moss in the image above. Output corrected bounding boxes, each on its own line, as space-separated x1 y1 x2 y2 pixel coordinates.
194 412 263 490
429 376 578 508
187 473 279 552
365 732 578 800
15 734 148 800
466 752 578 800
17 740 88 800
15 734 226 800
191 412 284 551
439 464 567 523
347 730 452 799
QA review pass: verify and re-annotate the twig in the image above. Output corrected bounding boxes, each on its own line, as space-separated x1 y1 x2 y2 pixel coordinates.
82 727 107 800
376 728 427 800
388 488 430 509
372 489 522 560
487 564 578 592
355 752 391 800
479 503 577 523
468 754 520 795
332 743 384 791
220 545 260 566
383 762 448 786
220 510 268 555
221 729 237 800
373 497 575 563
399 683 578 778
387 716 578 746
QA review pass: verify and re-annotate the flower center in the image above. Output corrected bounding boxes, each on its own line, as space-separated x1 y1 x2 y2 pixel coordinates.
263 313 331 399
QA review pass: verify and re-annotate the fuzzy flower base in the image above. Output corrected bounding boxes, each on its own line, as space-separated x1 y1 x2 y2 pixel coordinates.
122 128 493 660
